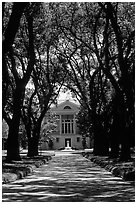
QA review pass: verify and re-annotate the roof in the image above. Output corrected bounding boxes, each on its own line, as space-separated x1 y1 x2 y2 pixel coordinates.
50 100 80 115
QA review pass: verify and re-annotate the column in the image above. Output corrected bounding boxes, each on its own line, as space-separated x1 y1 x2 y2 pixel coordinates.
60 115 62 135
74 115 76 134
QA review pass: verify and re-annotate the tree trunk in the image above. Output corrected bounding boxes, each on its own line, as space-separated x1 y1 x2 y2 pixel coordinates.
27 136 39 157
27 137 39 157
7 123 21 161
94 137 109 156
25 124 33 157
27 126 40 157
3 3 28 54
109 139 119 158
89 135 93 149
93 125 109 156
109 119 120 158
120 127 131 161
109 138 119 158
6 88 24 161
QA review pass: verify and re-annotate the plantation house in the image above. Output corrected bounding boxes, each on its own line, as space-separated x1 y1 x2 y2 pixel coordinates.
41 100 90 150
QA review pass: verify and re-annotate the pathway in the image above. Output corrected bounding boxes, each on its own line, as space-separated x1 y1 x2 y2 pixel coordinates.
2 152 135 202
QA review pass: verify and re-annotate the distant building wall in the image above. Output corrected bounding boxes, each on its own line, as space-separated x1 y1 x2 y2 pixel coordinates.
41 100 84 150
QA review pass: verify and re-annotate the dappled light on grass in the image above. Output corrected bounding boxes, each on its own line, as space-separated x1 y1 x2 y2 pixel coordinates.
3 153 135 202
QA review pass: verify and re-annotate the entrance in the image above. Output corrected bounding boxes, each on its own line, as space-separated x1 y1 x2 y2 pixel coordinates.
65 138 71 148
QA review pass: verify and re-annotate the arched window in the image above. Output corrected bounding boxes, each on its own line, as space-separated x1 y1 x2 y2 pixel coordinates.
64 106 71 109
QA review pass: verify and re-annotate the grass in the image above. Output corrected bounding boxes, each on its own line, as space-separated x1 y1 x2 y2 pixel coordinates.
2 152 54 183
82 152 135 181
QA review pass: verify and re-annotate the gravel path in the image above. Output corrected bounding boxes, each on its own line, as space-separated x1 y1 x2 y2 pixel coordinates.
2 152 135 202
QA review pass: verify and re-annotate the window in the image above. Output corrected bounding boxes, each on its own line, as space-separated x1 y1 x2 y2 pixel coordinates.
65 123 67 133
68 123 70 133
62 123 64 134
77 137 80 142
62 119 74 134
64 106 71 109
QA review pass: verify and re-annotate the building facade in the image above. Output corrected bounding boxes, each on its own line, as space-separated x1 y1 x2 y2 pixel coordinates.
41 100 84 150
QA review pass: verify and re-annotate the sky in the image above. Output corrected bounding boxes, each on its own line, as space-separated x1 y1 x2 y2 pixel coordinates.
58 90 79 105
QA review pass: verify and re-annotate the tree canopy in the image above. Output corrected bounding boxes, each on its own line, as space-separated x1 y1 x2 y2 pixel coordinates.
2 2 134 161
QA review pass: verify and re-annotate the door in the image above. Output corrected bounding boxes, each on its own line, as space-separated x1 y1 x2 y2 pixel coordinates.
65 138 71 147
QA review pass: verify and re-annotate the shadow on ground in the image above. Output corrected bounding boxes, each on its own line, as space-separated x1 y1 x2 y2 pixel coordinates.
2 154 135 202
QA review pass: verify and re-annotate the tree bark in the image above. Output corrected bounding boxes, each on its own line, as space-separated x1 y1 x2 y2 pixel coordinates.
27 137 39 157
109 127 119 158
120 127 131 161
93 122 109 156
6 87 24 161
27 136 39 157
27 125 40 157
105 3 134 161
3 3 28 54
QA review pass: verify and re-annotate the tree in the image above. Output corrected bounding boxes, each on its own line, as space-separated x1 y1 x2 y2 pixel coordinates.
48 2 134 159
21 16 66 156
2 3 38 161
76 104 92 149
2 119 9 149
3 2 134 161
50 2 111 155
18 120 27 149
99 2 135 160
40 112 59 150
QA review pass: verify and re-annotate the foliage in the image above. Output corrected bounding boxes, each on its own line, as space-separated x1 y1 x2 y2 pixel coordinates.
2 2 134 161
19 121 28 149
2 2 40 160
21 5 67 155
40 112 59 148
48 2 135 159
2 119 9 139
76 105 91 138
